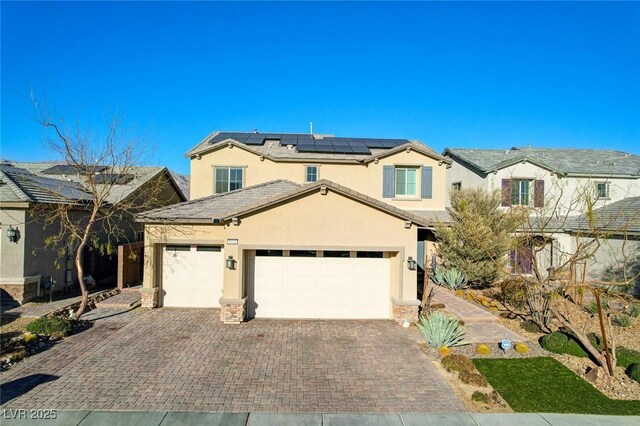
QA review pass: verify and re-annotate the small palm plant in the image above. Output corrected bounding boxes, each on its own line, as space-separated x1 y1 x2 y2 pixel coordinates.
613 315 632 328
432 268 468 290
416 310 469 349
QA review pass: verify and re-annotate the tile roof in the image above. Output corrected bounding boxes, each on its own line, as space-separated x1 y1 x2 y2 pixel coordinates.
137 179 430 227
564 197 640 235
444 147 640 177
0 162 187 205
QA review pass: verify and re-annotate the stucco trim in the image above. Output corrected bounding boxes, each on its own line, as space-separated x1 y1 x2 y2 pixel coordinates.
364 142 450 164
0 202 30 209
0 275 41 285
391 297 421 306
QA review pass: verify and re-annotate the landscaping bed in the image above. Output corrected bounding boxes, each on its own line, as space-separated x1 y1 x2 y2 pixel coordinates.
474 357 640 415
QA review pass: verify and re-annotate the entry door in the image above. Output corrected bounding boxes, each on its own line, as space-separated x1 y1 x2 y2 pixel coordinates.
162 245 224 307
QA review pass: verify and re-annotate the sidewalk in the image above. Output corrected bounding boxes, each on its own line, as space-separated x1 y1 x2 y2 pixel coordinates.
0 411 637 425
430 286 525 343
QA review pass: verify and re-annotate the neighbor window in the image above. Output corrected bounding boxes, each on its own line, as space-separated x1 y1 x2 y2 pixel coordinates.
511 179 531 206
215 167 244 193
452 182 462 191
395 167 417 196
305 165 318 183
596 182 609 199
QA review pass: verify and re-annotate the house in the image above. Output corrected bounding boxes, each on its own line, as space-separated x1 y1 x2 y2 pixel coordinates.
137 131 451 323
443 147 640 276
0 162 187 305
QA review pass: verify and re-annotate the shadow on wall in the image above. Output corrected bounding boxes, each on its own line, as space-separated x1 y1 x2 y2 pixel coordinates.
0 374 59 405
600 253 640 298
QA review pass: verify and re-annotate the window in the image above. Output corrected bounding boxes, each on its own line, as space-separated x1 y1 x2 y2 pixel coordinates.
305 165 318 183
215 167 244 193
452 182 462 191
290 250 317 257
596 182 609 199
356 251 384 258
395 167 417 196
511 179 531 206
256 250 283 257
323 251 350 258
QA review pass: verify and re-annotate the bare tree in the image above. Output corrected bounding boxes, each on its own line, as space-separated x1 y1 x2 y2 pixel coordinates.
31 96 181 319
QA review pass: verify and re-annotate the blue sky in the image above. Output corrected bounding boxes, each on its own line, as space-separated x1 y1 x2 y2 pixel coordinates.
2 1 639 175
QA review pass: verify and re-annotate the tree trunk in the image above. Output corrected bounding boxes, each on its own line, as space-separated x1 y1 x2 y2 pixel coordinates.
549 306 611 375
74 208 99 319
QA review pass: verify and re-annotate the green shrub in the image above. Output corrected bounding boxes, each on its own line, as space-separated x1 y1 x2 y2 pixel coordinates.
521 319 543 333
628 305 640 318
627 363 640 383
432 268 468 290
499 278 527 309
459 370 488 387
441 354 474 373
471 391 491 403
613 315 633 328
540 331 570 354
617 347 640 369
26 315 74 338
416 311 468 349
584 298 608 315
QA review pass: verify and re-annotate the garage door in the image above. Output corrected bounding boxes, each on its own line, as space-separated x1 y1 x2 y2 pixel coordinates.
250 252 391 319
162 245 224 307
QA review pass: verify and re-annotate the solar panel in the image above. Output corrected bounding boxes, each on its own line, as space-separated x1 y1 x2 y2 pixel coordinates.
41 165 109 175
361 139 384 148
331 143 354 154
244 134 265 145
297 134 314 142
231 133 250 143
348 142 371 154
280 135 298 145
94 173 135 184
296 143 316 153
378 139 402 148
314 142 334 153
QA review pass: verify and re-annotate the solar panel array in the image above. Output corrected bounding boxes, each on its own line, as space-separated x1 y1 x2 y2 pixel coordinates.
41 165 110 175
208 132 409 155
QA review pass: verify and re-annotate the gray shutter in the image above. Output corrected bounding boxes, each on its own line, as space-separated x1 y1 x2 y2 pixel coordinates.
421 166 433 199
383 166 395 198
501 179 512 207
534 180 545 207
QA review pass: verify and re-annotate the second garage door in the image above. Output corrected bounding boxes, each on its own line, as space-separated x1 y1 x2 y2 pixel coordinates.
162 245 224 308
250 252 391 319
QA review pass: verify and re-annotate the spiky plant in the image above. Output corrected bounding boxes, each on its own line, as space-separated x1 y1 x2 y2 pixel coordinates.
432 268 468 290
416 311 469 349
613 315 633 328
627 305 640 318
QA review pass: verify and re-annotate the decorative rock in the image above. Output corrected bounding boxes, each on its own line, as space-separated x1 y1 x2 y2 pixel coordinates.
585 366 613 386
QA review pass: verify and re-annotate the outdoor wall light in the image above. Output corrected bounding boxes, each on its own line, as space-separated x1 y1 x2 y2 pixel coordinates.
6 225 18 243
226 255 236 270
407 256 417 271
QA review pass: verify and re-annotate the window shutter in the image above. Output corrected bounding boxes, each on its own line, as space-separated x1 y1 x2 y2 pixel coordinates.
501 179 512 206
421 166 433 199
534 180 545 207
383 166 395 198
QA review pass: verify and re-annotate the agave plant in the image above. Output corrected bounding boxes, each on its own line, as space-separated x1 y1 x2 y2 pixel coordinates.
416 310 469 348
432 268 468 290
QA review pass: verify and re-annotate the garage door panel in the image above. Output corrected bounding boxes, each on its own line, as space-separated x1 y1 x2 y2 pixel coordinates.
252 255 391 319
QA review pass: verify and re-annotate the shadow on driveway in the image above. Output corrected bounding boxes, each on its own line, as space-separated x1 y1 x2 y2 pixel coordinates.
1 374 59 405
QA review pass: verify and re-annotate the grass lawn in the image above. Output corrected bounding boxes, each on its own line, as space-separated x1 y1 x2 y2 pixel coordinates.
474 357 640 415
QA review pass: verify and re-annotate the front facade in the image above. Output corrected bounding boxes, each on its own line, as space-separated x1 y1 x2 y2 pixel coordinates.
139 131 451 323
0 162 186 304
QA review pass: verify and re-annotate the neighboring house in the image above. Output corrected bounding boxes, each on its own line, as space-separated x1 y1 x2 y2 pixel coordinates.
0 162 187 305
137 131 451 323
443 147 640 276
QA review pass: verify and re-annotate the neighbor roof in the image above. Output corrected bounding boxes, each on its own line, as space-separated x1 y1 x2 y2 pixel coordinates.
137 179 430 227
0 162 188 205
185 131 448 164
444 147 640 177
564 196 640 235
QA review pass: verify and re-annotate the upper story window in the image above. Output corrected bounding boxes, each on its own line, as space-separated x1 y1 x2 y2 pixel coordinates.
596 182 609 199
511 179 531 206
395 167 418 196
451 182 462 191
305 165 318 183
215 167 244 194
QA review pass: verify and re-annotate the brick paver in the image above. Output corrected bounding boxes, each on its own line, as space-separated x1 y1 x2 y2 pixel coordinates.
0 308 465 413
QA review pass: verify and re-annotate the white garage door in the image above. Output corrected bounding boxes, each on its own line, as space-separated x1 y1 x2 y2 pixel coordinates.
162 245 224 308
251 253 391 319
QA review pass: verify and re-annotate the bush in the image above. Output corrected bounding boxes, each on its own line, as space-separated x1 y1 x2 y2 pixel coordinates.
540 331 570 354
416 311 468 349
471 391 491 403
515 342 529 354
627 363 640 383
459 370 488 387
613 315 633 328
617 347 640 369
499 278 527 309
26 315 74 338
521 319 543 333
476 344 491 355
628 305 640 318
441 354 474 373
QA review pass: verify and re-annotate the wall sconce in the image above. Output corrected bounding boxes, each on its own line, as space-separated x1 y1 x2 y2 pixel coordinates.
226 255 236 270
407 256 417 271
6 225 18 243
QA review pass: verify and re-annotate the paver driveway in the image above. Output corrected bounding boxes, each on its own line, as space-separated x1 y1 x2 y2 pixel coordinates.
0 308 465 412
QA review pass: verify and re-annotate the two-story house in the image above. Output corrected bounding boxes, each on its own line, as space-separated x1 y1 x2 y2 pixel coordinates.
137 131 451 323
443 147 640 277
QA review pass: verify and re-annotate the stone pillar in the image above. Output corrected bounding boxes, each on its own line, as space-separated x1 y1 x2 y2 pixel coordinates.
392 299 420 323
140 287 160 308
219 298 246 324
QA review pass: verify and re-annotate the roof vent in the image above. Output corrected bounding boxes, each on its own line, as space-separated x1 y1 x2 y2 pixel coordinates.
287 145 294 150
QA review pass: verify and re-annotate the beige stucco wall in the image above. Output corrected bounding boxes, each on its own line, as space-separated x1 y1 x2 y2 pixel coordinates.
189 144 447 211
144 187 420 315
0 207 27 280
